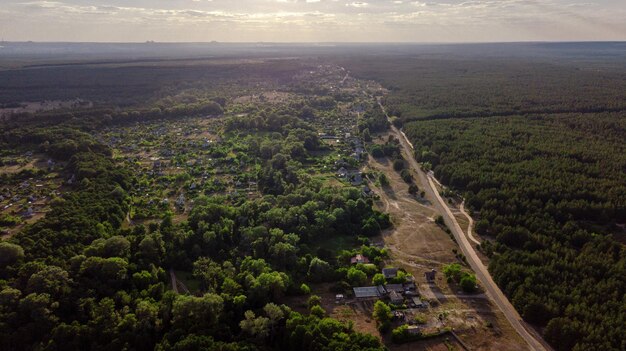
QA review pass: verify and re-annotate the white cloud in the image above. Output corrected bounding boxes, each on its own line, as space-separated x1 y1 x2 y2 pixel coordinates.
1 0 624 42
346 2 368 8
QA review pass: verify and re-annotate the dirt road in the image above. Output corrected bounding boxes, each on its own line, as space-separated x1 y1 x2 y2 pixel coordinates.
378 99 550 351
459 201 481 246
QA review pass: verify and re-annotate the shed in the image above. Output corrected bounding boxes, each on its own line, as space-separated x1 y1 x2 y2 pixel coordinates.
403 282 417 291
411 297 426 308
382 268 398 279
385 284 404 293
389 290 403 304
353 286 386 299
350 254 370 264
407 325 421 335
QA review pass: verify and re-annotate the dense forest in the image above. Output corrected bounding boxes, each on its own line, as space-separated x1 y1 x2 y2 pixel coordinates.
0 60 307 107
344 57 626 122
404 113 626 351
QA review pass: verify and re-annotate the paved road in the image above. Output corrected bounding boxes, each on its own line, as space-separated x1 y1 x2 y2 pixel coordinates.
378 99 550 351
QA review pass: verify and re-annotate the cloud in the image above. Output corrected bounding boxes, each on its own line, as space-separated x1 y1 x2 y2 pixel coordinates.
1 0 624 42
346 2 368 8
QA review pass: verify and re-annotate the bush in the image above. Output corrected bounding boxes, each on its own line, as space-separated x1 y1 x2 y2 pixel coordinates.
370 145 384 158
310 305 325 318
414 313 427 324
308 295 322 308
379 173 389 187
392 325 415 343
373 300 392 330
372 273 386 286
400 169 412 183
460 273 477 293
393 159 405 171
434 215 445 226
300 283 311 295
442 263 462 282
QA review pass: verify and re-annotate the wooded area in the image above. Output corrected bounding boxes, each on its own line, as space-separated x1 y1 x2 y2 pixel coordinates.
404 113 626 351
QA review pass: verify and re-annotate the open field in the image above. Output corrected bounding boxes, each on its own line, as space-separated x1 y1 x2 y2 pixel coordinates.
364 135 527 350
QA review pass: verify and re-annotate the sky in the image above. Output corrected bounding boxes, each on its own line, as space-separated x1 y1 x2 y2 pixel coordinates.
0 0 624 42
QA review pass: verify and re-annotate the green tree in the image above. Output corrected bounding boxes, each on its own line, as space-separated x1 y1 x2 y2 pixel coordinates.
300 283 311 295
26 265 72 297
310 305 325 318
193 257 224 292
393 159 404 171
347 267 367 286
308 295 322 309
171 293 224 333
0 242 24 267
373 300 392 332
442 263 462 282
460 273 477 293
372 273 386 286
307 257 333 283
240 310 270 342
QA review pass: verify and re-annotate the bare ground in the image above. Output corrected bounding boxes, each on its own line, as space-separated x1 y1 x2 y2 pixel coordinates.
363 133 527 350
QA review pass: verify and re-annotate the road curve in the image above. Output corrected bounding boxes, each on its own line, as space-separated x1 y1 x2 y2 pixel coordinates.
378 99 550 351
459 201 481 246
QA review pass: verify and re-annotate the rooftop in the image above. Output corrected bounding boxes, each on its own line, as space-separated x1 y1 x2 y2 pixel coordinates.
353 285 386 298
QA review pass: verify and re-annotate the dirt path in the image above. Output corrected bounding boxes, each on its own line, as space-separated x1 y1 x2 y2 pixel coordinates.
378 98 551 351
169 269 179 294
169 269 191 295
459 201 481 246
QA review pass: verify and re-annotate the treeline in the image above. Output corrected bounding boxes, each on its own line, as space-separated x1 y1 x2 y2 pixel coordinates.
404 112 626 351
343 56 626 122
3 99 224 130
0 59 307 106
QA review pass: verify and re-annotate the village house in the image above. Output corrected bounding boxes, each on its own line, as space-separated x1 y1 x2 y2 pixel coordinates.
385 283 405 294
382 267 398 280
410 296 427 308
389 290 403 305
353 285 386 299
350 254 370 264
403 281 417 293
350 173 363 186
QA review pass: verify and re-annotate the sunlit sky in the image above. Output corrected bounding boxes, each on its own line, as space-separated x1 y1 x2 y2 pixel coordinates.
0 0 624 42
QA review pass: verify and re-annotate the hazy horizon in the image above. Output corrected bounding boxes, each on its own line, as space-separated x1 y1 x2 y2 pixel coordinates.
1 0 624 43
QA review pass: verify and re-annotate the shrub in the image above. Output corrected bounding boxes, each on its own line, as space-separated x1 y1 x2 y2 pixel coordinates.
393 159 405 171
300 283 311 295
